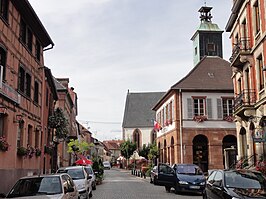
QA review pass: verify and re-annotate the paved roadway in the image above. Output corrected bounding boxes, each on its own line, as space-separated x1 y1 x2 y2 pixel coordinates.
92 168 202 199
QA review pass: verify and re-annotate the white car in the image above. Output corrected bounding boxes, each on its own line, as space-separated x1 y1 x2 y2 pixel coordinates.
84 165 96 190
0 173 79 198
103 161 111 170
57 166 92 198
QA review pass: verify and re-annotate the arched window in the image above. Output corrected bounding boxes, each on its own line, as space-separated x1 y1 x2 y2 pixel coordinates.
133 129 141 149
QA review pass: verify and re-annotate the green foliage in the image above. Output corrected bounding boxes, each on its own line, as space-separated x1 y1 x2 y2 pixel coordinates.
120 140 137 159
147 143 159 161
17 146 27 156
48 108 69 139
139 144 150 159
92 157 104 183
67 139 93 154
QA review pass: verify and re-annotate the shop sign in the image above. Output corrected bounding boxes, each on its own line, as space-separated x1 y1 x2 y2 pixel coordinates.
253 130 266 142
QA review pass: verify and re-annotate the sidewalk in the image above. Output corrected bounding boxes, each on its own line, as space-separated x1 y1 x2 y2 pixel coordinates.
113 168 151 183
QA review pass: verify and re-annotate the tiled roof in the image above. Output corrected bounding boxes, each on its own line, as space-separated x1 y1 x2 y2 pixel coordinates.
122 92 165 128
171 56 233 91
103 140 123 150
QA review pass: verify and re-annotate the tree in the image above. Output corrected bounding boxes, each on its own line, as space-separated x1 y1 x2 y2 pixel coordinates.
139 144 150 159
67 139 93 155
120 140 137 159
48 107 69 140
147 143 159 166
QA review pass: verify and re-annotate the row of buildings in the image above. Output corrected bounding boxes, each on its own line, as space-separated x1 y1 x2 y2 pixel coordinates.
123 0 266 173
0 0 123 194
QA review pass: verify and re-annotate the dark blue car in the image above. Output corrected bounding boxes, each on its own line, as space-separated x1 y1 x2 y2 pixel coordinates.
156 163 206 194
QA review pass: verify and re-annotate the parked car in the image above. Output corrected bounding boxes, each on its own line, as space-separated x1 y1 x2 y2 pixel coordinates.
84 165 96 190
157 163 205 194
57 166 92 198
150 166 158 185
103 161 111 170
0 173 79 198
203 169 266 199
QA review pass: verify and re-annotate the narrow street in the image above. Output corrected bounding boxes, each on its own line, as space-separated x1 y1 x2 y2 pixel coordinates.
92 169 202 199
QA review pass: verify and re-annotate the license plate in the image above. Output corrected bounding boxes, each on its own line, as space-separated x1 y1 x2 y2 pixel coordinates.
190 185 200 189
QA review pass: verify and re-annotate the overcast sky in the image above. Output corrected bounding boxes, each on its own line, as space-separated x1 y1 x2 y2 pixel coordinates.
28 0 233 141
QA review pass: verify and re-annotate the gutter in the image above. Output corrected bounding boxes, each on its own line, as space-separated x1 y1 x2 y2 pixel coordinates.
179 89 183 163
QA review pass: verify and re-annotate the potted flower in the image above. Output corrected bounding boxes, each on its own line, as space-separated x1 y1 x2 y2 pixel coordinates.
0 136 9 152
26 145 35 158
35 148 41 157
17 146 27 157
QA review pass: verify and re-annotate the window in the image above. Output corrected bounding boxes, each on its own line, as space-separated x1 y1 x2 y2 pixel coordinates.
222 98 233 117
27 125 33 146
35 130 39 148
0 115 4 137
254 1 260 35
18 65 32 97
25 73 31 97
207 43 215 52
20 18 33 52
0 0 9 22
35 40 41 61
0 46 7 81
133 129 140 149
258 55 264 91
17 122 24 147
195 47 197 55
151 130 156 144
34 81 39 104
193 98 206 116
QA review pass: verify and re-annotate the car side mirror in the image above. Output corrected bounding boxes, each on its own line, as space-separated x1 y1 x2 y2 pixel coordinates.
0 193 6 198
87 176 92 180
213 181 222 188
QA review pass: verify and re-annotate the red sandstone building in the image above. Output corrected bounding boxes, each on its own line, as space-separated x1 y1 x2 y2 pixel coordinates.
153 6 237 172
226 0 266 166
0 0 56 193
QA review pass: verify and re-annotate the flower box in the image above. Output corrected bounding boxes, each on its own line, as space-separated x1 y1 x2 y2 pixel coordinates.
0 136 9 152
17 146 27 157
193 115 207 123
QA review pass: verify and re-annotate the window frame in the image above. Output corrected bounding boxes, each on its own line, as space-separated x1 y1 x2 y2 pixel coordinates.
192 96 207 116
0 0 9 22
20 18 33 52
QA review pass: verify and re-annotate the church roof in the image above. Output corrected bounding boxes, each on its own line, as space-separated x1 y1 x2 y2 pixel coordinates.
122 92 165 128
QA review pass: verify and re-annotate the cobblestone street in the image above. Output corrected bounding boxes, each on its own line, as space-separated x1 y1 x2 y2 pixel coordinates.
92 168 202 199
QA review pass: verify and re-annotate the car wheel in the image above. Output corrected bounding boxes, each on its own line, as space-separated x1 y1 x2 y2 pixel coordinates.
165 186 171 192
150 177 153 183
92 182 96 190
154 178 157 185
174 184 180 194
89 191 92 198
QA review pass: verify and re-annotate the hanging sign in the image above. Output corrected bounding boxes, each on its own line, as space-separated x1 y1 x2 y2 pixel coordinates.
253 130 266 142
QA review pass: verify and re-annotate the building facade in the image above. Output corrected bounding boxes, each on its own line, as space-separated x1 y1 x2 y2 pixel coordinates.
153 6 237 172
0 0 54 194
226 0 266 166
122 91 165 149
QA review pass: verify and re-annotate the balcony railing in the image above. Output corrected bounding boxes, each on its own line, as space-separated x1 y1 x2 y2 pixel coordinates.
234 89 256 111
229 37 251 63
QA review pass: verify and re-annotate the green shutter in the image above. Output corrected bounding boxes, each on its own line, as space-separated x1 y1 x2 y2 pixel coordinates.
217 98 223 119
207 98 212 119
187 98 193 119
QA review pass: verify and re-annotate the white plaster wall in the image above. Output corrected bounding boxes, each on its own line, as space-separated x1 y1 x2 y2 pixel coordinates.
123 127 154 147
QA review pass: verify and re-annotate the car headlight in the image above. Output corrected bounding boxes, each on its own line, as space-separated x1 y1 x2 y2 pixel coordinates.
179 181 188 185
77 184 86 190
200 182 205 185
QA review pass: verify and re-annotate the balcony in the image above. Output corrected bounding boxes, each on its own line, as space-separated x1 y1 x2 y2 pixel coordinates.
230 37 252 68
234 89 256 116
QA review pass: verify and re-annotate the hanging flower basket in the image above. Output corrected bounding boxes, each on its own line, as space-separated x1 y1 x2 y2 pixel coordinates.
256 160 266 175
35 148 42 157
0 136 9 152
193 115 207 123
17 146 27 157
26 145 35 158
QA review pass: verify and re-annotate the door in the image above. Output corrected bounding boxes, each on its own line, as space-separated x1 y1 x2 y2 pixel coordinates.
157 163 176 187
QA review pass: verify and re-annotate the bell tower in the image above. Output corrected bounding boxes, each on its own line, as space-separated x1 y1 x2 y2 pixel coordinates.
191 6 223 66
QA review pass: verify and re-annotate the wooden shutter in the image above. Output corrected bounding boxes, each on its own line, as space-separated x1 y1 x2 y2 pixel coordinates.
217 98 223 119
187 98 193 119
206 98 212 119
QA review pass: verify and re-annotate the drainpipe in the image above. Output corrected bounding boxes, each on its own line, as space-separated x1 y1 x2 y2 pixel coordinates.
179 89 183 163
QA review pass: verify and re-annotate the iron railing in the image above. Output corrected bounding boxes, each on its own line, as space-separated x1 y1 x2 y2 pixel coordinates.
234 89 256 111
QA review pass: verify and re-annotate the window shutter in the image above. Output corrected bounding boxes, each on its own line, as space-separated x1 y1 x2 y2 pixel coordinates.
187 98 193 119
217 98 223 119
206 98 212 119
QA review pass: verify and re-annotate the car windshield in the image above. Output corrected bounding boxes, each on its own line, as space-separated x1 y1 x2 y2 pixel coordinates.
176 165 203 175
7 176 62 198
225 170 266 189
63 169 85 180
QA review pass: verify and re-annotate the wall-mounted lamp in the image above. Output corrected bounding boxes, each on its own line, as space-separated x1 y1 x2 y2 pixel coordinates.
14 114 23 123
